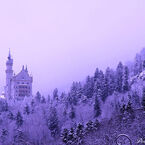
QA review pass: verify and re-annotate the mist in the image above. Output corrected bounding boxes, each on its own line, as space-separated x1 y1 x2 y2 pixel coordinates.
0 0 145 96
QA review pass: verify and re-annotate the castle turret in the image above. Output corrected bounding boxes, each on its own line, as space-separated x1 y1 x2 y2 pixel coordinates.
5 49 13 98
4 49 33 100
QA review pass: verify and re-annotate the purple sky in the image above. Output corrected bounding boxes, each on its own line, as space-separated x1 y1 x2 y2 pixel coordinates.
0 0 145 96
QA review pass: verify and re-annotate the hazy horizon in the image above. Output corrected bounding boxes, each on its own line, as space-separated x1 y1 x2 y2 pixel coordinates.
0 0 145 96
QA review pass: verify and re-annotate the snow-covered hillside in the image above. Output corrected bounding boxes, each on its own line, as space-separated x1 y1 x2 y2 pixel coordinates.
0 48 145 145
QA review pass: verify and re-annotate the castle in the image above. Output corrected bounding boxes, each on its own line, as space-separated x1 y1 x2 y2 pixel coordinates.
5 50 33 100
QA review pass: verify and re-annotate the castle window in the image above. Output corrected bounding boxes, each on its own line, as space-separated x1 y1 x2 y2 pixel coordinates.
18 84 29 97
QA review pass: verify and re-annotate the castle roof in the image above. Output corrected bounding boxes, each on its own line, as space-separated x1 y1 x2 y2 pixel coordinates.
13 66 32 81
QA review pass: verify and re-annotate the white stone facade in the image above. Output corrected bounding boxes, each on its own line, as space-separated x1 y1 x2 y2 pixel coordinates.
5 50 33 100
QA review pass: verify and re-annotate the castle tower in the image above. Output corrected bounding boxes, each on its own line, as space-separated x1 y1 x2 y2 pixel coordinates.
5 49 13 98
4 49 33 100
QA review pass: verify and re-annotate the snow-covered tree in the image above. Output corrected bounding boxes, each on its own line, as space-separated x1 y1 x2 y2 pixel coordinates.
67 128 76 144
103 79 109 101
116 62 124 93
0 100 8 112
94 92 101 118
69 106 76 120
13 130 26 145
142 60 145 70
83 76 94 98
53 88 59 101
132 91 140 108
142 88 145 111
76 82 83 99
126 100 135 121
94 68 99 82
47 94 51 103
76 123 84 144
61 128 69 144
68 82 78 105
122 66 129 92
8 111 14 120
16 111 23 128
41 96 46 103
134 54 142 75
85 120 93 134
35 91 41 102
24 104 30 115
0 129 8 144
48 106 60 138
93 119 100 130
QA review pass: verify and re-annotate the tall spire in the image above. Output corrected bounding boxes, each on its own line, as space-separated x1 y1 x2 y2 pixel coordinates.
25 65 28 72
8 48 11 60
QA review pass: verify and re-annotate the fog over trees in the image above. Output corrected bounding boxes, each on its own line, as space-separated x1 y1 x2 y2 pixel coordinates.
0 48 145 144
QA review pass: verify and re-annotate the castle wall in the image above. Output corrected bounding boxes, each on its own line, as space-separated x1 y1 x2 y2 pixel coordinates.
5 51 33 100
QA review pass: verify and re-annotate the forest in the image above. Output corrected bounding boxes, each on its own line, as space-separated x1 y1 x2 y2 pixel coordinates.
0 48 145 145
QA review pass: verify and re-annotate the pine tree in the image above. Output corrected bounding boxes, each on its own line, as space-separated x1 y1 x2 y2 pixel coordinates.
109 69 116 95
85 120 93 134
31 99 35 107
93 70 105 101
0 100 8 112
8 111 14 120
126 100 135 122
41 96 46 103
104 67 111 96
116 62 123 93
102 67 116 99
24 104 30 115
14 130 26 145
93 119 100 130
142 88 145 111
68 128 76 144
94 68 99 82
35 91 41 102
76 123 84 144
3 101 8 112
103 77 109 102
132 91 140 107
48 106 60 138
142 60 145 70
63 107 67 118
16 111 23 128
53 88 59 102
69 106 76 120
0 129 8 144
134 54 142 75
119 104 126 121
126 101 134 114
120 104 126 114
60 92 65 101
31 99 35 114
94 70 104 91
123 66 129 92
94 92 101 118
61 128 69 144
68 82 78 105
76 82 83 99
47 95 51 103
83 76 94 98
